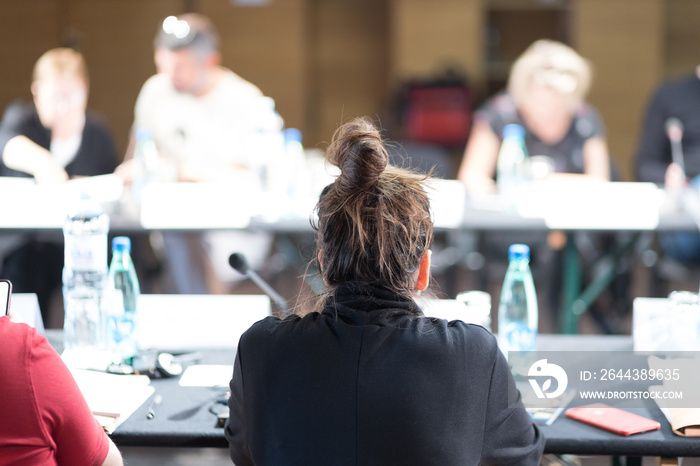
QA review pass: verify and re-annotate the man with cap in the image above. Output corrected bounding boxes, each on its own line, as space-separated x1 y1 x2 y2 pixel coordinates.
119 13 279 294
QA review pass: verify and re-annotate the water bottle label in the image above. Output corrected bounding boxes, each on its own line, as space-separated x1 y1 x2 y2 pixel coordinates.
103 288 137 361
503 321 536 351
107 314 135 344
63 287 101 351
65 235 107 272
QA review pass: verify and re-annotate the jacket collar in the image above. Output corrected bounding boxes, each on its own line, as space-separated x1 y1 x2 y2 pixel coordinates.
321 282 423 324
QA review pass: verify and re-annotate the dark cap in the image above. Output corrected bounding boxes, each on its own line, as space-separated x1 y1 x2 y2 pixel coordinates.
154 13 219 54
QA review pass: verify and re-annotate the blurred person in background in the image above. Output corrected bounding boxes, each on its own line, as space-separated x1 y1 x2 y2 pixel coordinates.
635 68 700 188
117 13 278 295
457 40 621 332
0 48 119 324
458 39 610 193
635 68 700 267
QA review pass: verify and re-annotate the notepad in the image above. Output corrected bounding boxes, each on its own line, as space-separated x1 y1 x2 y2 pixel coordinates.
648 355 700 437
70 368 154 433
178 364 233 388
517 180 662 230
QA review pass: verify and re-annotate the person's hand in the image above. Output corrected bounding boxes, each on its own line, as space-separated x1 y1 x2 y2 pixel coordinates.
664 162 687 190
33 159 69 185
462 174 497 195
114 159 136 184
178 159 250 183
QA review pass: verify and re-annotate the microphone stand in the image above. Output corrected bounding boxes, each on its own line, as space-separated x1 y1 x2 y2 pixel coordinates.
229 252 289 316
246 269 289 314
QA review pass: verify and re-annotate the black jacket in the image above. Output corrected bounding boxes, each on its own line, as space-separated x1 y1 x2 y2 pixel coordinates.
226 283 544 465
0 101 119 178
635 73 700 183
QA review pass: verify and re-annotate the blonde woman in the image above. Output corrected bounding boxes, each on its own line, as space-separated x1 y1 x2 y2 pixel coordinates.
0 47 118 182
458 40 610 194
0 48 119 323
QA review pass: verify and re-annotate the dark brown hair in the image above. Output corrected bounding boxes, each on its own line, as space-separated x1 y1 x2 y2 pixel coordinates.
313 117 434 297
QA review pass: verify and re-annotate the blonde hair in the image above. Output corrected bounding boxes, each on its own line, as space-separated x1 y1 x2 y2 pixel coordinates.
507 40 591 107
32 48 89 88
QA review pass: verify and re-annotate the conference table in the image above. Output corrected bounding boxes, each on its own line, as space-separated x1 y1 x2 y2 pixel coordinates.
43 320 700 465
4 168 700 464
1 175 697 234
248 179 700 334
3 175 700 335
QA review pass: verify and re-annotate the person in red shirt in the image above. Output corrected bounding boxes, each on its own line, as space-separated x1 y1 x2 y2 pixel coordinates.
0 316 122 466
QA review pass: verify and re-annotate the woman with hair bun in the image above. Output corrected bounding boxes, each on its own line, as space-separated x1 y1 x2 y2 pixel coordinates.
225 117 544 465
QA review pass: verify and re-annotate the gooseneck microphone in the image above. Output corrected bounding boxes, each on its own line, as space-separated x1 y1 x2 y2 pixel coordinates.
665 117 686 177
229 252 289 313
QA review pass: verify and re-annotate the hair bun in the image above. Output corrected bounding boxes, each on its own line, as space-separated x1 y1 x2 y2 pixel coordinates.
327 118 388 194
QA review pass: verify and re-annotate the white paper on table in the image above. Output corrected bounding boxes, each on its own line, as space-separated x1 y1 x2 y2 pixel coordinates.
66 174 124 204
0 177 66 228
426 179 466 229
139 181 257 229
417 297 490 328
178 364 234 388
69 368 154 433
0 175 123 228
633 297 669 351
517 181 663 230
137 294 271 351
8 293 45 334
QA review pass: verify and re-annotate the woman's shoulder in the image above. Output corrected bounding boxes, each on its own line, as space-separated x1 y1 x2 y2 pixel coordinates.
479 92 517 116
240 312 500 358
0 318 48 364
573 101 605 137
84 110 116 136
476 92 520 135
1 100 36 124
240 313 320 339
422 316 498 344
217 68 264 100
0 317 36 341
365 312 500 357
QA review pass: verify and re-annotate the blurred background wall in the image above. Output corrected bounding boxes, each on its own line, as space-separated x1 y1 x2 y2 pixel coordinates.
0 0 695 180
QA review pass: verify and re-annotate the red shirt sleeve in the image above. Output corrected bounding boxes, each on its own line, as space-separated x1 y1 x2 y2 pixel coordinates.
29 330 109 466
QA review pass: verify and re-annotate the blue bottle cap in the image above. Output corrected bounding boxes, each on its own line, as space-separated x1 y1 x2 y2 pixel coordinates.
503 124 525 140
509 244 530 260
134 128 153 143
112 236 131 252
284 128 302 144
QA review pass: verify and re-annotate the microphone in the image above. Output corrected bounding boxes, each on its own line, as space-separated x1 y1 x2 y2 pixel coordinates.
665 117 686 176
229 252 289 313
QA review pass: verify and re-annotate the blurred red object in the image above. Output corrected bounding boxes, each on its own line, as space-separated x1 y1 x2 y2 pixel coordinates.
403 84 473 147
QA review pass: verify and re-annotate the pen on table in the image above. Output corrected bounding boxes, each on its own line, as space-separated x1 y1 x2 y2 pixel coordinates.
146 394 162 420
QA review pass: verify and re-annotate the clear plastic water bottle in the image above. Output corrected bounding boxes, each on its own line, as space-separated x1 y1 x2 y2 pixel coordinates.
105 236 141 363
62 194 110 368
131 128 160 200
498 244 538 354
496 124 529 200
284 128 307 209
284 127 305 178
254 97 285 187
